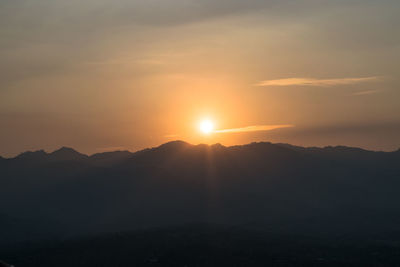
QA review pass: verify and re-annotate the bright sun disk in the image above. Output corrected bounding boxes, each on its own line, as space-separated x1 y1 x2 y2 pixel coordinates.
199 119 214 134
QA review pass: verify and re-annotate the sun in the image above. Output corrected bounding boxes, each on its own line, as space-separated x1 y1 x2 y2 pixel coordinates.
199 119 214 134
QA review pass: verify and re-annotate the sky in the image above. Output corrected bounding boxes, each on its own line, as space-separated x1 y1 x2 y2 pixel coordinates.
0 0 399 156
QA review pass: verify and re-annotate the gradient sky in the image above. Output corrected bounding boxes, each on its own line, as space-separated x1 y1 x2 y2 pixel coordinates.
1 0 399 156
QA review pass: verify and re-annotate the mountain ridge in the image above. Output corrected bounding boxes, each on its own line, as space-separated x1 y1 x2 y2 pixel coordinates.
2 140 398 161
1 140 400 247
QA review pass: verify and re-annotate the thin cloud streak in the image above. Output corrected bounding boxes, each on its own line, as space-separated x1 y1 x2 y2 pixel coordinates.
352 89 381 96
215 124 294 134
255 77 380 87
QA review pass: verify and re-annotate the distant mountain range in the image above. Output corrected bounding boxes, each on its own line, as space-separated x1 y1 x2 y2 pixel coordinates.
4 141 399 161
1 141 400 248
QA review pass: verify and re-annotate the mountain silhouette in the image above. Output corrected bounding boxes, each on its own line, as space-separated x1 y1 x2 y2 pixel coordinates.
13 147 87 163
1 141 400 249
89 150 134 166
15 149 48 161
49 147 88 161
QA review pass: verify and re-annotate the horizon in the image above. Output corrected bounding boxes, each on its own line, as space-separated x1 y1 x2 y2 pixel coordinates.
3 139 399 159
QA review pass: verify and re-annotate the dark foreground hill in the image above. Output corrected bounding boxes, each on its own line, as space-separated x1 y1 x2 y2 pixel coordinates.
4 224 400 267
1 141 400 265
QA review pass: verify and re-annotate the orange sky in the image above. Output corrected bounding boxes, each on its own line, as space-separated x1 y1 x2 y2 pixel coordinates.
0 0 399 156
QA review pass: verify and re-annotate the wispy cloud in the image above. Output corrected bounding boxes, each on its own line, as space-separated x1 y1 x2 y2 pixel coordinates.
83 57 165 66
352 89 380 96
215 124 294 134
255 77 380 87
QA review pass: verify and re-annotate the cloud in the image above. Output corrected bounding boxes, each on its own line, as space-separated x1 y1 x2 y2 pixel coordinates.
255 77 380 87
215 124 294 133
0 0 276 30
352 89 381 96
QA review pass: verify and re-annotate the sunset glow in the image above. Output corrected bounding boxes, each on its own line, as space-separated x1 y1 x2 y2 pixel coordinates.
1 1 400 264
0 0 399 157
199 119 214 135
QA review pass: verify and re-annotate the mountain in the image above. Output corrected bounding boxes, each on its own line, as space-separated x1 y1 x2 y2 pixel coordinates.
1 141 400 249
49 147 88 161
13 147 87 163
89 150 133 166
15 149 48 161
